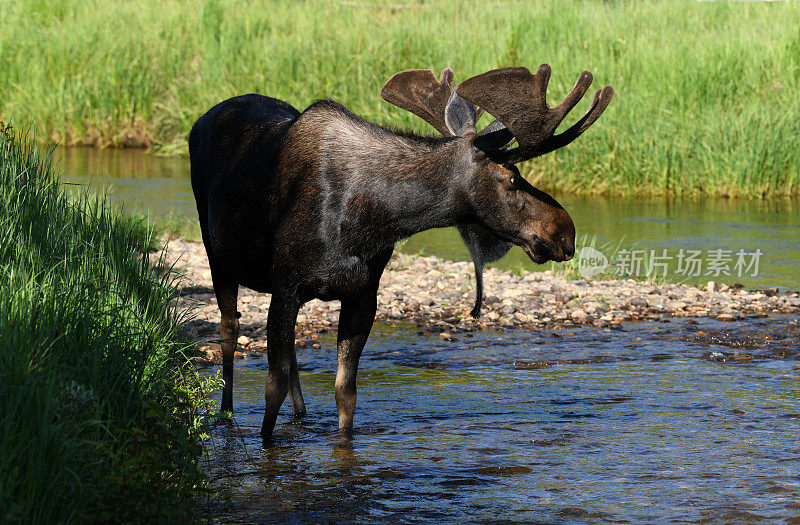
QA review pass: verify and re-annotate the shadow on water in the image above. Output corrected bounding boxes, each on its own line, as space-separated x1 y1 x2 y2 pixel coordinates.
203 314 800 523
58 147 800 289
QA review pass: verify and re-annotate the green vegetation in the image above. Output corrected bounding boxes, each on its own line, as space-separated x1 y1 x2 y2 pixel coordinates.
155 213 203 243
538 235 620 281
0 123 216 523
540 234 669 285
1 0 799 197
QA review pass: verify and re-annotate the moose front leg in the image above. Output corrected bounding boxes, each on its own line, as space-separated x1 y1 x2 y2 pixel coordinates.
261 295 300 439
336 292 378 435
288 351 306 418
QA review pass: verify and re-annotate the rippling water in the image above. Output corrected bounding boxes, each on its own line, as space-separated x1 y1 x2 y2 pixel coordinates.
204 315 800 523
54 148 800 520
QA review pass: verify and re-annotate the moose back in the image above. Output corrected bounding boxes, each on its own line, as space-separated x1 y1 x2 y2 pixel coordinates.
189 64 613 438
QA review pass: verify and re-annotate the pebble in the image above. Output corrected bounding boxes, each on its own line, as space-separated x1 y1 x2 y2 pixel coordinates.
153 238 800 356
570 309 589 321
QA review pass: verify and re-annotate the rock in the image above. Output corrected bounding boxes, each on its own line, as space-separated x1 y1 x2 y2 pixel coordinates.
513 312 529 323
628 297 648 308
570 309 592 322
706 281 717 293
716 313 736 322
237 335 251 347
183 324 201 338
554 293 574 304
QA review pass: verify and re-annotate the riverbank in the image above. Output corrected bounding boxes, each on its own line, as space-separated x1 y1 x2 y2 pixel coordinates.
159 239 800 362
3 1 799 197
0 125 213 523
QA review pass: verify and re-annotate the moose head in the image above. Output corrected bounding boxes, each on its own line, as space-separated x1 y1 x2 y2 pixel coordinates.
382 65 613 315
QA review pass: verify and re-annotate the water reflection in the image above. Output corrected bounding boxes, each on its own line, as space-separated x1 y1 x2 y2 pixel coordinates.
204 315 800 523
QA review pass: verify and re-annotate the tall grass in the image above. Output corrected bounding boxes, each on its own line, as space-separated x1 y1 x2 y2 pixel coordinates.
0 122 214 523
0 0 798 197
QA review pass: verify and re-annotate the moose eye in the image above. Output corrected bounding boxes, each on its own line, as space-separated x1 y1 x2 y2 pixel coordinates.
509 175 517 188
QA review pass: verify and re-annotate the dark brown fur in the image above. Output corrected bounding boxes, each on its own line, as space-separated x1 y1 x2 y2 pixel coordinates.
190 93 575 439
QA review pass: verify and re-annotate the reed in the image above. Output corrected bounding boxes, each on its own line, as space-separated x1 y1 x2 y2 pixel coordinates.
1 0 798 197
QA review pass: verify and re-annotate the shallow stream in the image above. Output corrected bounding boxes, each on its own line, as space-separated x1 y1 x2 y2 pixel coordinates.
205 315 800 523
55 147 800 521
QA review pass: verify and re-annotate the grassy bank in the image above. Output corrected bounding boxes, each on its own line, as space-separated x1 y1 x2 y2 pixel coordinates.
0 122 214 523
1 0 799 197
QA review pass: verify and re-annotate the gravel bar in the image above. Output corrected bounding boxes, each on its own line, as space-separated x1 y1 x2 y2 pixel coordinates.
154 238 800 362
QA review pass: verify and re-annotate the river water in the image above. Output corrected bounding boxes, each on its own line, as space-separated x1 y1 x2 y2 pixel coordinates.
205 315 800 523
56 148 800 521
59 147 800 289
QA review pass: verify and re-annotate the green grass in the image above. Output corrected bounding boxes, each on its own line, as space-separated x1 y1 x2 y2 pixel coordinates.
153 212 203 243
0 122 217 523
539 234 670 285
1 0 799 197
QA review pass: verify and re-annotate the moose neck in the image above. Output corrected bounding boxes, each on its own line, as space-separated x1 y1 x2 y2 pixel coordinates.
353 136 471 245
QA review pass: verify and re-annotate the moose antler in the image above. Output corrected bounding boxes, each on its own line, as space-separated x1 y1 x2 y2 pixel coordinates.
455 64 614 164
381 68 481 137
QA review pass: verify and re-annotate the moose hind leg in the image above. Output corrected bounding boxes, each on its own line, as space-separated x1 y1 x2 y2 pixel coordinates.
335 293 377 434
261 295 300 439
211 268 239 414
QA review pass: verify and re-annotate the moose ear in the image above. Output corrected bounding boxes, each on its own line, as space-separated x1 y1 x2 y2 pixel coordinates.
444 92 477 137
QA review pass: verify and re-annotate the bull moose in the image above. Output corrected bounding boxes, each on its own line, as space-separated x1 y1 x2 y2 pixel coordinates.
189 64 613 438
